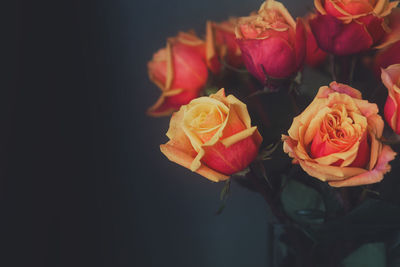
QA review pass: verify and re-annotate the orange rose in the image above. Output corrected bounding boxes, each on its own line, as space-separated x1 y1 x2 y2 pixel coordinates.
147 32 220 117
160 89 263 182
282 82 396 187
383 64 400 133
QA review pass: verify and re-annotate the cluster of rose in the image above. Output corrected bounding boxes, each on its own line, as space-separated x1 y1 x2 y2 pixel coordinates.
148 0 400 187
147 0 400 265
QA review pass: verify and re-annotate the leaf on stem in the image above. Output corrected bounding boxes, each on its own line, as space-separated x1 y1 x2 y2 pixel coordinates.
216 178 231 215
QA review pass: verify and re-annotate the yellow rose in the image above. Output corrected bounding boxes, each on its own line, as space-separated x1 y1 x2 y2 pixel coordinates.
160 89 263 182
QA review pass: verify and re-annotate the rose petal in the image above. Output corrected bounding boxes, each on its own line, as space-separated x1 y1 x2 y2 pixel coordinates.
376 7 400 48
384 91 398 132
201 133 261 175
147 89 199 117
326 82 363 99
310 14 374 55
237 36 296 81
374 41 400 75
160 144 229 182
294 18 307 71
329 145 396 187
382 64 400 89
171 43 209 90
358 15 385 44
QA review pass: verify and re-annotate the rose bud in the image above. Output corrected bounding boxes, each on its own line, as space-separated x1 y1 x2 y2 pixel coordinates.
235 0 306 83
160 89 263 182
282 82 396 187
147 32 209 117
304 14 327 67
382 64 400 133
310 0 399 56
206 18 243 68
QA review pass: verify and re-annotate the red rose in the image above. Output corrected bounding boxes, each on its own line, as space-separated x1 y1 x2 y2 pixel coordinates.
310 0 399 56
147 32 209 117
235 0 306 83
304 14 327 67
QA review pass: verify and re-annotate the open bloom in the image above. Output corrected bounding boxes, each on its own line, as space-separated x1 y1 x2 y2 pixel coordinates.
383 64 400 133
310 0 399 55
235 0 306 83
206 18 243 68
160 89 262 182
147 32 209 117
283 82 396 187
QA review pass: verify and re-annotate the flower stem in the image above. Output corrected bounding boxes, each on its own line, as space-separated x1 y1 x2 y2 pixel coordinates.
329 54 337 81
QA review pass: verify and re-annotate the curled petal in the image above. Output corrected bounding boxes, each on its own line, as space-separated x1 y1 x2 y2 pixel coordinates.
147 89 199 117
317 81 363 99
382 63 400 89
376 8 400 48
160 144 229 182
329 145 396 187
147 32 209 117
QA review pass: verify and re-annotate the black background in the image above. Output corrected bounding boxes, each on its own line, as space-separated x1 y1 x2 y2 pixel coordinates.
9 1 312 266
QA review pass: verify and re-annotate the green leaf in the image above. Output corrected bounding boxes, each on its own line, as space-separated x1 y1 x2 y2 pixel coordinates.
342 243 386 267
215 203 226 215
204 86 219 96
251 160 271 188
258 141 281 161
232 167 250 178
216 179 231 215
280 178 325 224
311 199 400 243
220 179 231 201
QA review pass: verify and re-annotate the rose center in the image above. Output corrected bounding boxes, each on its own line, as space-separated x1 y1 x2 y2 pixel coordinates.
187 104 227 143
258 9 288 28
310 103 365 159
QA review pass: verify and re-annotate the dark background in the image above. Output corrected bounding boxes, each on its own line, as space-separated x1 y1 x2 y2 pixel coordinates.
8 1 312 266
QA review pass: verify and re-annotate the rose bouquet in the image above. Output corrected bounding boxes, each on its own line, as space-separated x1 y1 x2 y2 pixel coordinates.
146 0 400 266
